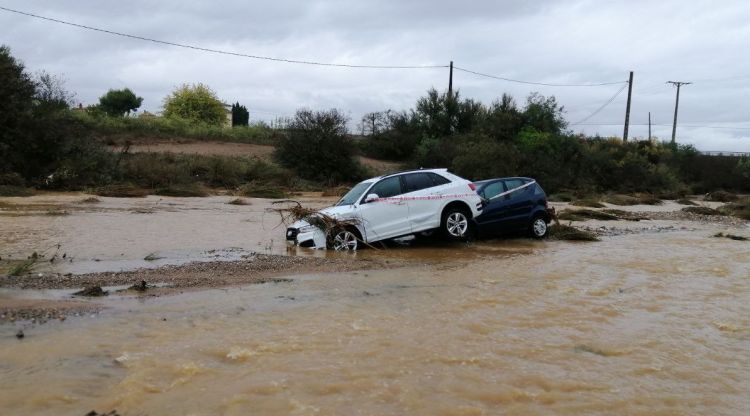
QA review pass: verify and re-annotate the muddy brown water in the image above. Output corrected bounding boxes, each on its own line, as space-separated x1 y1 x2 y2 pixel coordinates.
1 195 750 415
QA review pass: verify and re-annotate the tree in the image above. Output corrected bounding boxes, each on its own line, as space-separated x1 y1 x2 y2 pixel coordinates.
274 109 364 183
98 88 143 117
0 46 113 186
522 92 567 135
231 102 249 127
359 111 390 135
162 83 226 125
0 45 36 174
34 71 76 113
414 89 485 138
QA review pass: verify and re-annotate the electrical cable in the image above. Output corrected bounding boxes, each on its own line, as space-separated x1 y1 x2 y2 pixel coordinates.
453 66 627 87
569 83 629 126
576 122 750 131
0 5 446 69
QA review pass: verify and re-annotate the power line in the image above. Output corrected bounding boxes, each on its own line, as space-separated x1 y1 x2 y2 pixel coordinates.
0 5 446 69
576 122 750 131
453 66 627 87
569 83 629 126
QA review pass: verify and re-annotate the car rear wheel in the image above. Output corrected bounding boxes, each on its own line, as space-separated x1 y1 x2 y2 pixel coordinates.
529 214 549 239
328 228 359 251
442 208 471 240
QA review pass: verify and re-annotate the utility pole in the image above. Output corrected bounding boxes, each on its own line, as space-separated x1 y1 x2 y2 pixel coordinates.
648 112 652 140
448 61 454 96
667 81 691 144
623 71 634 142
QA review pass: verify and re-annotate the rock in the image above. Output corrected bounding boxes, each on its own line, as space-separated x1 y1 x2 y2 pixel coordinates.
15 330 24 339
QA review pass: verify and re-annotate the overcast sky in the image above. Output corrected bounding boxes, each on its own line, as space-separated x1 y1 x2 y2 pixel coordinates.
2 0 749 151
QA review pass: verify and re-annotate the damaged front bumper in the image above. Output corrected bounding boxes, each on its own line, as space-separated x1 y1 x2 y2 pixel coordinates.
286 220 327 249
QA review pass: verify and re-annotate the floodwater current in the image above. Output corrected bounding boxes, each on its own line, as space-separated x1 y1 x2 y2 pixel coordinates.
1 195 749 415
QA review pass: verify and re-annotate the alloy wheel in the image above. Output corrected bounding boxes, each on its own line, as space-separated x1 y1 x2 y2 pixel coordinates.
446 212 469 237
332 230 358 251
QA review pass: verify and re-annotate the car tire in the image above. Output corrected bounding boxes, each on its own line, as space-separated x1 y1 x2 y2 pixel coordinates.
529 214 549 239
327 227 361 251
441 207 472 240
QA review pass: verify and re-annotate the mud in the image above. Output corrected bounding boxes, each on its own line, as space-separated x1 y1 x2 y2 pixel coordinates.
1 194 750 415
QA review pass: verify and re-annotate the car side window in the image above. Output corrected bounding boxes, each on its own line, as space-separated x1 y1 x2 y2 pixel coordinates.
403 173 435 193
366 176 403 201
503 179 525 198
482 181 505 200
428 173 450 186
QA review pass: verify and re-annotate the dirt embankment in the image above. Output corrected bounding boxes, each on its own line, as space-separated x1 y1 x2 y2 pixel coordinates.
0 253 399 291
117 140 402 175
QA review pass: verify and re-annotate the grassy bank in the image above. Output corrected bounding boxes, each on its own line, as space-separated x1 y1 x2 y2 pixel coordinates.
73 111 280 146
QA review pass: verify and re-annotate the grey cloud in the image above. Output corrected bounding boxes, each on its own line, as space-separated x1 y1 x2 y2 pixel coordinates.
1 0 748 150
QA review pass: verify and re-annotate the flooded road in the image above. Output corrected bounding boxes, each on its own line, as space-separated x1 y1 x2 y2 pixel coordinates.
0 194 335 274
1 195 750 415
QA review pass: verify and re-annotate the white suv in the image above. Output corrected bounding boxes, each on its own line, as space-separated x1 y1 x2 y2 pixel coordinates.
286 169 483 250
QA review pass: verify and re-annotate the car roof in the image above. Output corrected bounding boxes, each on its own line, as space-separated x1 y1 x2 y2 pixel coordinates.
475 177 535 186
364 168 449 182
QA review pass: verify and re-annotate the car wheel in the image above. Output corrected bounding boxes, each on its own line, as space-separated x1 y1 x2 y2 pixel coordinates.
442 207 471 240
529 214 549 239
328 228 359 251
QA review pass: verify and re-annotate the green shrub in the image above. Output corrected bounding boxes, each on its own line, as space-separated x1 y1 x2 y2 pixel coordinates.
274 109 365 184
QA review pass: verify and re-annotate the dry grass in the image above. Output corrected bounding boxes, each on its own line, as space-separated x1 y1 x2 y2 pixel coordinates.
269 200 367 248
7 259 36 276
548 224 599 241
705 191 738 203
557 209 619 221
570 198 606 208
676 198 697 206
603 194 662 206
719 197 750 220
682 206 725 216
238 183 288 199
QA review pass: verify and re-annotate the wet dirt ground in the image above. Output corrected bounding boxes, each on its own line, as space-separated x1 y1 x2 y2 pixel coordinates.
1 194 749 415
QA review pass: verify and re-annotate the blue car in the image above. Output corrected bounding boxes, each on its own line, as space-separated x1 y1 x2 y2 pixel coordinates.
473 177 554 238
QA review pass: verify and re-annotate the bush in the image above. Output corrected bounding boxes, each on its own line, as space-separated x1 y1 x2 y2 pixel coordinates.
74 111 277 145
162 83 226 125
274 109 365 184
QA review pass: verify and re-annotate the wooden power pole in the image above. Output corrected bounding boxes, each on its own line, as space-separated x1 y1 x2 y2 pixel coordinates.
648 112 652 140
667 81 691 144
623 71 634 141
448 61 454 96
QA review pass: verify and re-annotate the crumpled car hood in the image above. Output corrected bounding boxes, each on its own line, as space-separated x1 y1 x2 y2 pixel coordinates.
290 204 357 229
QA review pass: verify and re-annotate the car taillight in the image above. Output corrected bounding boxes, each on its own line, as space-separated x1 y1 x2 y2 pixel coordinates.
468 183 477 191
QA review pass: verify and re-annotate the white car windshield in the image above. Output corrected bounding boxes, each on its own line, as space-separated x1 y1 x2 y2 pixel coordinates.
336 181 373 206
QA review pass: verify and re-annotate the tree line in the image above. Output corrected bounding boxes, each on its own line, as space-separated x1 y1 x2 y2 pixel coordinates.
2 44 748 194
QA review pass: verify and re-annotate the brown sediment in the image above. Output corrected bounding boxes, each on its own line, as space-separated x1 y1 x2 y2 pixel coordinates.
0 298 101 323
0 254 399 291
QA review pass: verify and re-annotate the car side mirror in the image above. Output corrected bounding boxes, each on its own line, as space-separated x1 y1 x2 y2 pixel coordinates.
365 193 380 203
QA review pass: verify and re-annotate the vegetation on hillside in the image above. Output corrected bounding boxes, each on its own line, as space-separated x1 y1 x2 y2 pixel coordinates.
1 45 748 197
